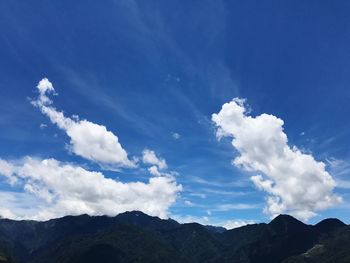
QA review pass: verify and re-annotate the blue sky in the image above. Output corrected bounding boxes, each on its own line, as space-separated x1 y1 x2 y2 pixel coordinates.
0 0 350 227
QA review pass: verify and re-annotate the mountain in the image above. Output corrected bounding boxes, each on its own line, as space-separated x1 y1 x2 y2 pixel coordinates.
283 223 350 263
0 212 347 263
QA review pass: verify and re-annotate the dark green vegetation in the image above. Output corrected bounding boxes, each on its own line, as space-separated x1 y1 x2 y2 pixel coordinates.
0 212 347 263
284 223 350 263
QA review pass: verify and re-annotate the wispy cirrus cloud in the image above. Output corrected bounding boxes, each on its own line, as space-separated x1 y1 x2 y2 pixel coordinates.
326 158 350 189
187 176 250 188
213 203 259 212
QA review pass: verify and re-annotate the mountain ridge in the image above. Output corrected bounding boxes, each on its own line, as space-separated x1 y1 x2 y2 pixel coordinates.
0 211 347 263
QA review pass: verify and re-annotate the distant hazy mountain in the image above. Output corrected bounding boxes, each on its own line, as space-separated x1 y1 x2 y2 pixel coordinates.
0 211 347 263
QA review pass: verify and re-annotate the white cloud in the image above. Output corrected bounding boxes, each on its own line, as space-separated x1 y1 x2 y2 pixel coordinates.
142 149 167 169
326 157 346 169
334 179 350 189
0 208 16 219
214 203 258 211
172 132 181 140
223 219 255 230
36 78 55 105
142 149 172 178
172 214 255 230
188 192 207 199
0 192 43 219
0 157 182 220
32 78 135 168
212 98 342 221
148 165 161 176
184 200 195 206
0 159 14 178
0 159 16 185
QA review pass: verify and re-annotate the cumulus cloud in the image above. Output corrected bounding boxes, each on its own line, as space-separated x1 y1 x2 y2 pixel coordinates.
212 98 342 221
0 159 16 185
32 78 135 168
142 149 167 169
0 157 182 220
148 165 162 176
0 208 16 219
142 149 169 177
141 149 178 181
0 78 183 221
0 192 42 219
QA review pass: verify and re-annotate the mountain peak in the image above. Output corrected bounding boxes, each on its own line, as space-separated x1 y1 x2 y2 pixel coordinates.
270 214 304 224
269 214 307 233
315 218 346 233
